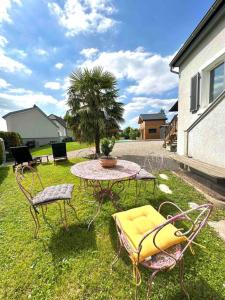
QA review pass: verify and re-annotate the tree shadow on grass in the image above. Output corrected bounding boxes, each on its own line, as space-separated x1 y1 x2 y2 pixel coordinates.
169 276 225 300
48 223 97 260
46 223 97 280
0 166 9 185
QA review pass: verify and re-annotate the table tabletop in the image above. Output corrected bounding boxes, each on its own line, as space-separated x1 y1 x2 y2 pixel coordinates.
70 159 141 181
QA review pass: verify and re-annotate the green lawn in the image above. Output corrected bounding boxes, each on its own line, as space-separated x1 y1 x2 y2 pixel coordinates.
0 160 225 300
31 142 91 156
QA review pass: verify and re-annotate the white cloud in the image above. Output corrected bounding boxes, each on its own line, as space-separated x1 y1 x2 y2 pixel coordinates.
0 35 30 75
35 48 48 56
0 35 8 47
44 81 62 90
0 48 32 75
0 90 59 109
0 87 67 131
124 97 176 117
0 0 21 23
12 49 27 58
80 48 98 58
48 0 117 36
62 77 70 91
123 97 177 127
0 117 7 131
0 78 10 88
79 48 178 95
55 62 64 69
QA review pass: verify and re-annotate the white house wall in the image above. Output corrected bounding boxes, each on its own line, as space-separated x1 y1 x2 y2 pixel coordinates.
188 95 225 168
177 14 225 167
6 107 59 146
51 120 67 137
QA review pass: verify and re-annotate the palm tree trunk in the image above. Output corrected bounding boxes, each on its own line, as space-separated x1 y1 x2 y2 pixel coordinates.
95 127 100 155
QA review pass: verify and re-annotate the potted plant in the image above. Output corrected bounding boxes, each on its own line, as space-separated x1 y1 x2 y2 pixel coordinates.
100 137 117 168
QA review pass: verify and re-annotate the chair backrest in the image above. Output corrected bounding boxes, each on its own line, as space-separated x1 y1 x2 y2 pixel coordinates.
11 146 33 164
15 165 44 205
51 142 67 159
137 202 213 264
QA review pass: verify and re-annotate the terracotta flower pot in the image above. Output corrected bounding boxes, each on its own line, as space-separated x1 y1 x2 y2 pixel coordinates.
100 157 117 168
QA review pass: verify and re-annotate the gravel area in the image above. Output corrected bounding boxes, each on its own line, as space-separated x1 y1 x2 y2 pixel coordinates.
112 140 169 157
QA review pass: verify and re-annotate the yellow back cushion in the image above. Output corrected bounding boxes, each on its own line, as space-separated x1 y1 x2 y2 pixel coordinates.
113 205 185 262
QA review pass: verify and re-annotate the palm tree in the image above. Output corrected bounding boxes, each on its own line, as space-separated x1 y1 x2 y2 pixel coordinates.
66 66 124 154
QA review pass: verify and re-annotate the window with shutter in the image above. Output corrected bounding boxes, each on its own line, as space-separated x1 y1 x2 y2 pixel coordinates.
190 73 200 113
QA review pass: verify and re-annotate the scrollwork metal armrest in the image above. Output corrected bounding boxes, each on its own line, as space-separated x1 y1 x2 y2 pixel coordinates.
137 214 183 265
137 203 213 265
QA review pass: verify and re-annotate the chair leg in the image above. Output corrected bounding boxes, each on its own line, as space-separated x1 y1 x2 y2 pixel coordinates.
134 264 141 300
67 200 80 221
41 204 55 233
30 206 40 238
153 179 156 200
58 202 65 227
135 181 141 204
63 200 68 230
147 270 160 299
111 239 122 271
87 197 103 230
179 259 190 300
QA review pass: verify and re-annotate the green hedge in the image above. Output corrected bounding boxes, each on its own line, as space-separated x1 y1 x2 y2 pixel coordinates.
0 141 3 165
0 131 22 150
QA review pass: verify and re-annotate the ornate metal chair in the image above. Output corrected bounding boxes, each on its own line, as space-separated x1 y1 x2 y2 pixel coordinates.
15 165 78 238
134 155 156 201
112 202 213 299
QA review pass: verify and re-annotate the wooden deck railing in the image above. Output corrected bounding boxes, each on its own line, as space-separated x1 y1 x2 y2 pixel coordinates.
164 114 178 145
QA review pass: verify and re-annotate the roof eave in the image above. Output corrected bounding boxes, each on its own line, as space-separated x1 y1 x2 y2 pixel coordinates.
170 0 225 68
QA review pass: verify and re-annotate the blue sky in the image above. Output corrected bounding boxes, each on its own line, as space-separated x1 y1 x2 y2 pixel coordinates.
0 0 215 130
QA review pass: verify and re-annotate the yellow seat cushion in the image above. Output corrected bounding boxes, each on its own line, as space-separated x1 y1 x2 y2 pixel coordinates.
113 205 185 263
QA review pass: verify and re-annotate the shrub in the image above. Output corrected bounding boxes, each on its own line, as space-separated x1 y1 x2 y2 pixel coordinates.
0 140 3 165
101 137 115 157
0 131 22 150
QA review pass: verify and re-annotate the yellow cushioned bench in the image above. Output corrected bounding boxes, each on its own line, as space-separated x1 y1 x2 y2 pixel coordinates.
113 205 185 263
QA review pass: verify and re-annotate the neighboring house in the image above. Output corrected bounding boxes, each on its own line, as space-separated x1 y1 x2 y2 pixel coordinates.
138 112 167 140
48 114 73 139
170 0 225 169
3 105 61 146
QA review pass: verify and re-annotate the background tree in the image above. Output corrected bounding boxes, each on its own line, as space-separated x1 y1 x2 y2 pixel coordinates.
123 126 132 139
66 67 124 154
121 126 140 140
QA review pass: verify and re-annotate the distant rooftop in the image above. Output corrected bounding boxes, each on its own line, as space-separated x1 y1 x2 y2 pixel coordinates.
138 113 167 123
2 105 59 129
2 105 37 119
48 114 67 128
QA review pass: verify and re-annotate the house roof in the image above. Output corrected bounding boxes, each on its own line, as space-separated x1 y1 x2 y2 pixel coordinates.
170 0 225 68
48 114 67 128
169 101 178 112
138 113 167 123
3 106 35 119
2 105 59 129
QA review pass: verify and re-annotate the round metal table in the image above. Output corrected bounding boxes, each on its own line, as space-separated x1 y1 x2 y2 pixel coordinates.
71 159 141 228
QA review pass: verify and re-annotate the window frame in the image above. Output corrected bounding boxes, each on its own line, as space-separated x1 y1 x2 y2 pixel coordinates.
148 128 157 134
209 61 225 103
